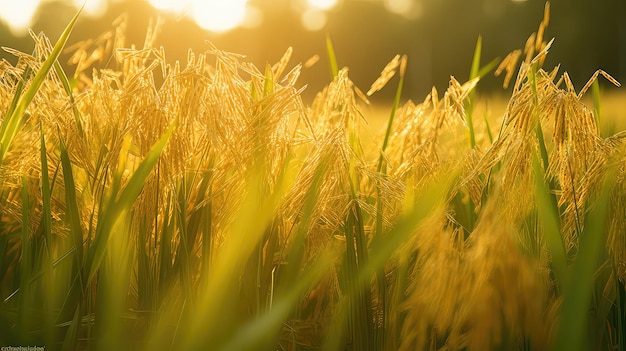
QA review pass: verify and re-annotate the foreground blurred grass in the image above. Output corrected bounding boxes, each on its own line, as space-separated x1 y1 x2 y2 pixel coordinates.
1 3 626 351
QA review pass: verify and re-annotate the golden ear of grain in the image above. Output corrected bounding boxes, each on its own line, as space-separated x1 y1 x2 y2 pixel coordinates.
272 46 293 81
548 64 560 81
562 71 575 92
531 37 554 65
353 85 371 105
535 22 546 52
304 54 320 68
495 49 522 89
578 69 621 99
143 16 163 50
366 54 401 96
399 54 408 77
524 33 537 63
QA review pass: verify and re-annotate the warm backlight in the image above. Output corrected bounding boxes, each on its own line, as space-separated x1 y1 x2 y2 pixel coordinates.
147 0 250 32
190 0 248 32
0 0 40 35
306 0 338 10
0 0 107 36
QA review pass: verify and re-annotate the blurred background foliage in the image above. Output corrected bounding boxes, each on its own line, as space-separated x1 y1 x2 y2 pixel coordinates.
1 0 624 101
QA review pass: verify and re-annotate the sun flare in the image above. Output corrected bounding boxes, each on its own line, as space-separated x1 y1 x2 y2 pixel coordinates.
146 0 250 32
0 0 40 35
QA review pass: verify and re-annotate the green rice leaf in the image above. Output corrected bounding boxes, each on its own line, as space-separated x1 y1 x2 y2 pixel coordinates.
17 176 32 335
0 6 82 163
533 154 568 291
469 36 483 82
86 119 175 282
326 34 339 80
59 134 84 265
39 123 52 255
54 60 84 137
552 167 616 351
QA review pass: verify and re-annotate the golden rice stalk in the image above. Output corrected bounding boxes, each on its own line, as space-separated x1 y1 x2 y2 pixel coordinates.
577 69 621 99
272 46 293 81
454 200 550 351
367 54 401 96
495 49 522 89
304 54 320 69
399 200 550 351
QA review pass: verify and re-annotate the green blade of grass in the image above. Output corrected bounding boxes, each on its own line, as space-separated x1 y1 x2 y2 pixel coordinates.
61 302 83 351
17 176 32 337
366 169 455 286
465 36 500 149
86 119 175 283
2 51 34 126
326 34 339 80
533 154 568 292
615 276 625 351
263 64 275 96
552 167 616 351
53 60 84 137
276 152 331 293
59 134 85 266
158 192 174 294
217 249 333 351
218 155 331 351
0 6 82 163
373 57 406 349
174 175 194 308
377 56 406 173
483 112 494 144
39 123 52 256
469 36 483 82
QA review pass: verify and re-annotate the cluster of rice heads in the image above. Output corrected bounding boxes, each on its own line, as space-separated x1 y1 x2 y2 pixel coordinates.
0 3 625 350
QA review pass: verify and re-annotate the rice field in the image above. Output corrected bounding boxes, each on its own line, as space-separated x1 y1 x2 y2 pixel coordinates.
1 3 625 350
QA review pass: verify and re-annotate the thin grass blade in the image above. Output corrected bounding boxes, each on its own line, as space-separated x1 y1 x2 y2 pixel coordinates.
552 167 616 351
86 119 175 282
0 6 82 163
326 35 339 79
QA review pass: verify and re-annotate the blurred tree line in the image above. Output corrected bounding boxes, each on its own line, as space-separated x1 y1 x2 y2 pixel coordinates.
0 0 623 101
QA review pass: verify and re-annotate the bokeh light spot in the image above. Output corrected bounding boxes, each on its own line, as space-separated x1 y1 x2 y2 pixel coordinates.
147 0 187 14
0 0 40 36
301 8 327 32
306 0 338 11
242 5 263 29
72 0 109 17
384 0 423 19
384 0 411 15
190 0 248 33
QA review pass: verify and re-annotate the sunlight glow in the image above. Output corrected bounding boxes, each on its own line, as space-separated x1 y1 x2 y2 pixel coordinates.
301 8 327 31
73 0 109 17
146 0 250 32
384 0 411 15
384 0 423 19
306 0 338 10
147 0 186 14
241 5 264 29
190 0 248 33
0 0 40 36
